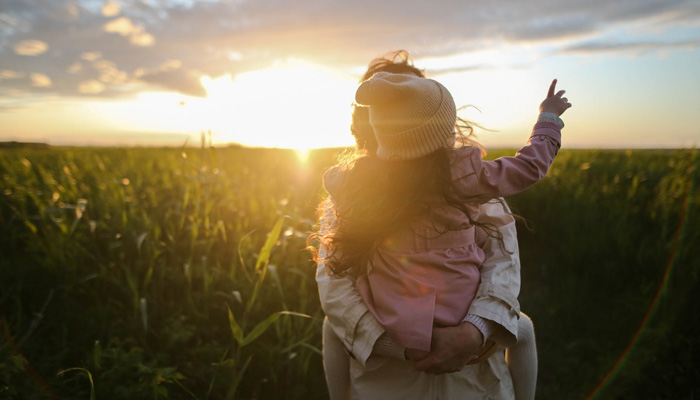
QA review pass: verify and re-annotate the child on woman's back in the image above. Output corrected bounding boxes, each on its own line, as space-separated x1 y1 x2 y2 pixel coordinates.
320 72 571 399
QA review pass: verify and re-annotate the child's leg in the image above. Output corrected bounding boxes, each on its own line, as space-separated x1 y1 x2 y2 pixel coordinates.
506 312 538 400
323 317 351 400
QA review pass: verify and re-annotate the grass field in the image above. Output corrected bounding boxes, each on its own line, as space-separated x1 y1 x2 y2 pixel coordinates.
1 145 698 399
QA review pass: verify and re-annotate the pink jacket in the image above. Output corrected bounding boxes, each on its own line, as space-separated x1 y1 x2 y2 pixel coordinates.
325 121 561 352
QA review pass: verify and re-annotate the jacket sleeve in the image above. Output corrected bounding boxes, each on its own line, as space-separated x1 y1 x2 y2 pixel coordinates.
467 199 521 346
453 122 561 197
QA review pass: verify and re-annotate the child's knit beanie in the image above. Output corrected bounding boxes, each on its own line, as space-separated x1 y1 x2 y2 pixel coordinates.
355 72 456 160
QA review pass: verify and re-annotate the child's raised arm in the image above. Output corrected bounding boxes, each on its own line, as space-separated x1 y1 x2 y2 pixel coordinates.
452 79 572 198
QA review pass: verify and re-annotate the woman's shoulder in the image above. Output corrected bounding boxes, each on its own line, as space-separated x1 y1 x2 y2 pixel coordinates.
322 164 348 198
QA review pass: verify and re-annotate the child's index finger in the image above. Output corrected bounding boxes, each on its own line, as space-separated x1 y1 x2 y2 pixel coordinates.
548 79 557 98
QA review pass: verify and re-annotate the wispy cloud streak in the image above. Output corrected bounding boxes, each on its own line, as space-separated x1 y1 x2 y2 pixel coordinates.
0 0 697 100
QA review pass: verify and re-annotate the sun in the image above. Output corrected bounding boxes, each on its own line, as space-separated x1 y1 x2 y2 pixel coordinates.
200 59 358 150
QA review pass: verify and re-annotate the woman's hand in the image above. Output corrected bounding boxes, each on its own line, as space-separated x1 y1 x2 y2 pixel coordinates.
540 79 572 116
413 322 483 374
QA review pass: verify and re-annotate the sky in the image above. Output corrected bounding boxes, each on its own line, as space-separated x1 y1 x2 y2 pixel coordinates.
0 0 699 149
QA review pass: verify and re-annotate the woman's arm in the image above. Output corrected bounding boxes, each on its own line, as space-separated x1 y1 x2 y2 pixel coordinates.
466 199 521 345
316 201 387 368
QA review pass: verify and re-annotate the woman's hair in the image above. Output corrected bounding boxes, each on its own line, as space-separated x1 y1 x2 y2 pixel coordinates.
312 50 504 277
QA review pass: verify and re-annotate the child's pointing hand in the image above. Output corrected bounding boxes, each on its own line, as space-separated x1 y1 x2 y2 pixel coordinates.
540 79 572 116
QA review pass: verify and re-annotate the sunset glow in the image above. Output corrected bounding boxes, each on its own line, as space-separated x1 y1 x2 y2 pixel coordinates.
198 60 357 149
0 1 698 148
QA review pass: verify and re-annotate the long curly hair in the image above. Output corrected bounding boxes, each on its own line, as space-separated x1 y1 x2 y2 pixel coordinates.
312 50 505 278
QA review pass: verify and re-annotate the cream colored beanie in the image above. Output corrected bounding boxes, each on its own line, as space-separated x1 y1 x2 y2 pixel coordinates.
355 72 457 160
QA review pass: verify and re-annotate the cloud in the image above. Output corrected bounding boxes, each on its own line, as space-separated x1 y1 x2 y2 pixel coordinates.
67 62 82 73
103 17 155 46
102 0 121 17
0 0 697 102
160 59 182 71
82 52 103 61
129 31 155 46
500 14 602 42
30 73 52 87
94 59 129 84
0 69 23 80
102 17 137 38
13 39 48 55
560 39 700 56
139 68 207 97
78 80 106 94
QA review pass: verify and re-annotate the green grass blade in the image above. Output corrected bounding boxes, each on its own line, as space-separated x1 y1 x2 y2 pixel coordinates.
57 367 96 400
245 216 286 314
226 355 253 400
172 376 200 400
226 304 244 346
242 311 310 347
254 216 285 272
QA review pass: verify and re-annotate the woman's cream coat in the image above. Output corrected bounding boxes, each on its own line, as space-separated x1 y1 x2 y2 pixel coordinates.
316 200 522 399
